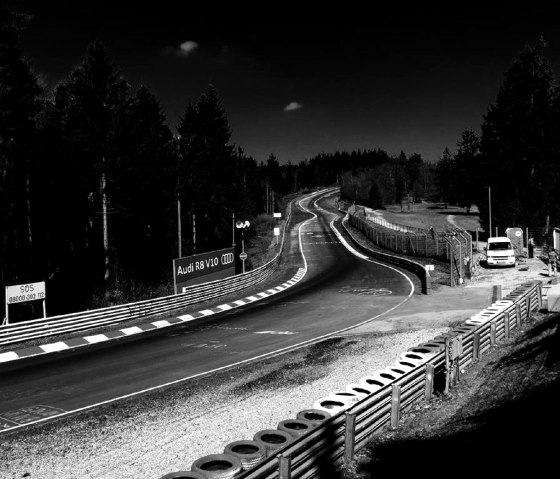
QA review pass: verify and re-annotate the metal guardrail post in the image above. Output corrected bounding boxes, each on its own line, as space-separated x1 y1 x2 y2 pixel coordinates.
278 454 291 479
390 384 401 429
490 322 497 346
344 412 356 465
473 332 480 362
424 364 434 401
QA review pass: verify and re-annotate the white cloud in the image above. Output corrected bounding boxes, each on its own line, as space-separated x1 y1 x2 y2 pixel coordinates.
284 101 303 112
178 40 199 56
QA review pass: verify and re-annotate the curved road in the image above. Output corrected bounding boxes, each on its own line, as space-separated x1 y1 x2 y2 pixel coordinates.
0 190 414 433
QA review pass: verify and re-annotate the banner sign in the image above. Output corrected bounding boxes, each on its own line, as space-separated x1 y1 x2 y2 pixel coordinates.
173 247 235 294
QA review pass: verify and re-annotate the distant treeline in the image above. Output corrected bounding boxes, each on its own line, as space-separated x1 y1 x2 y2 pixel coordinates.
0 8 436 316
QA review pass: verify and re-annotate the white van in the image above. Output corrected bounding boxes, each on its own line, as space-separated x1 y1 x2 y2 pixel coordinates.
485 237 516 267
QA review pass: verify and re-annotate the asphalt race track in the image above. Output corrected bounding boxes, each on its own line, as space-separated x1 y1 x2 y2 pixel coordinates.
0 190 414 432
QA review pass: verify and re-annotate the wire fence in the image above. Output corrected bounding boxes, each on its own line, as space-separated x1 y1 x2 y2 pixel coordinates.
346 207 472 287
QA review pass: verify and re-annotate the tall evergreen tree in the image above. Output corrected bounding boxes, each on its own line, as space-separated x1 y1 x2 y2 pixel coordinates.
453 128 481 213
110 84 175 284
176 85 237 254
479 37 557 228
46 40 130 305
0 6 42 304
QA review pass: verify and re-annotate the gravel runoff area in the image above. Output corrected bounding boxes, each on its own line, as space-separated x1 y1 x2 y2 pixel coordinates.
1 215 553 478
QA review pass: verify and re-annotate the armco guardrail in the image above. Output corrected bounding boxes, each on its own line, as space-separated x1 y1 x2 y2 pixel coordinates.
343 214 431 294
0 195 304 348
167 280 541 479
0 264 277 347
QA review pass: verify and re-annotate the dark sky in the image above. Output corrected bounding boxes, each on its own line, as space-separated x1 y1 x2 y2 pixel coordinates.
9 2 560 164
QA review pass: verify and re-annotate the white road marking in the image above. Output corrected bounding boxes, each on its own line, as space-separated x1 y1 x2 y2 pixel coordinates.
121 326 143 335
40 342 70 353
84 334 108 344
152 320 170 328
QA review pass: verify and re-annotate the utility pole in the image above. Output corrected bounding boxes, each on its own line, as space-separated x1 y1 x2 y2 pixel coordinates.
177 199 182 258
488 186 492 238
192 207 197 254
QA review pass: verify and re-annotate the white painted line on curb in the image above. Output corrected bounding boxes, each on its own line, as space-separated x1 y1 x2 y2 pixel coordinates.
84 334 109 344
0 352 19 363
121 326 143 335
40 342 70 353
152 320 170 328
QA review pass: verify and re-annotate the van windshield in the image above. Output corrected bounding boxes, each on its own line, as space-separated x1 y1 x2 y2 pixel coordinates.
488 242 512 251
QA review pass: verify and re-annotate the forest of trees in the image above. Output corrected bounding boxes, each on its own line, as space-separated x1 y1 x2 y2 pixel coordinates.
434 38 560 232
0 8 434 317
2 7 559 318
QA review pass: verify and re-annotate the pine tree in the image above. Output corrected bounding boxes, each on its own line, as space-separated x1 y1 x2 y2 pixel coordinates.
0 6 42 305
479 37 557 228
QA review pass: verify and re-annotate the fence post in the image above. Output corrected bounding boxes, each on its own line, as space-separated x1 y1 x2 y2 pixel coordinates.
344 412 356 465
537 283 542 309
490 322 496 346
516 304 522 328
424 363 434 401
278 454 291 479
472 332 480 362
526 296 532 319
390 384 401 429
504 311 510 339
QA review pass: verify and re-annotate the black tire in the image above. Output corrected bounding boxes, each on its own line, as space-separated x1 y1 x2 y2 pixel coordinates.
296 409 331 425
253 429 293 456
159 471 206 479
190 453 243 479
277 418 315 438
223 440 267 470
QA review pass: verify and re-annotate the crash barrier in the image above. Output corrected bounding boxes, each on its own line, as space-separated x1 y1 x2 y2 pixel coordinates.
346 211 473 287
341 216 431 294
0 197 301 348
159 280 541 479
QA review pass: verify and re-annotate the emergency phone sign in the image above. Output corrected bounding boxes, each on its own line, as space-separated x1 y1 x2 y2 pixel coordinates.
4 281 47 325
6 282 46 304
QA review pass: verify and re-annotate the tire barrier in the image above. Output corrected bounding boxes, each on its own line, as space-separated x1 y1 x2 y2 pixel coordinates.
358 375 386 390
295 409 331 425
346 383 375 398
175 281 542 479
414 341 446 352
277 418 315 438
190 453 243 479
393 360 417 371
159 472 206 479
399 350 432 365
328 391 362 405
312 396 350 415
223 440 267 471
252 429 293 457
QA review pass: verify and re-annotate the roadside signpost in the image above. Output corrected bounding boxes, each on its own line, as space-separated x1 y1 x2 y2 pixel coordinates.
4 281 47 325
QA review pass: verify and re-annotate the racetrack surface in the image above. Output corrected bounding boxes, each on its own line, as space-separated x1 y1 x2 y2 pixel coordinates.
0 189 415 432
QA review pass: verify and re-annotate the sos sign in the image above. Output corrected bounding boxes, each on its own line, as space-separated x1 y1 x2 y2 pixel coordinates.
6 281 46 305
4 281 47 325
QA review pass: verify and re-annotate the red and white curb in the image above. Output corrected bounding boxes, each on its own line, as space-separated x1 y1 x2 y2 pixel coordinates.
0 268 306 365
